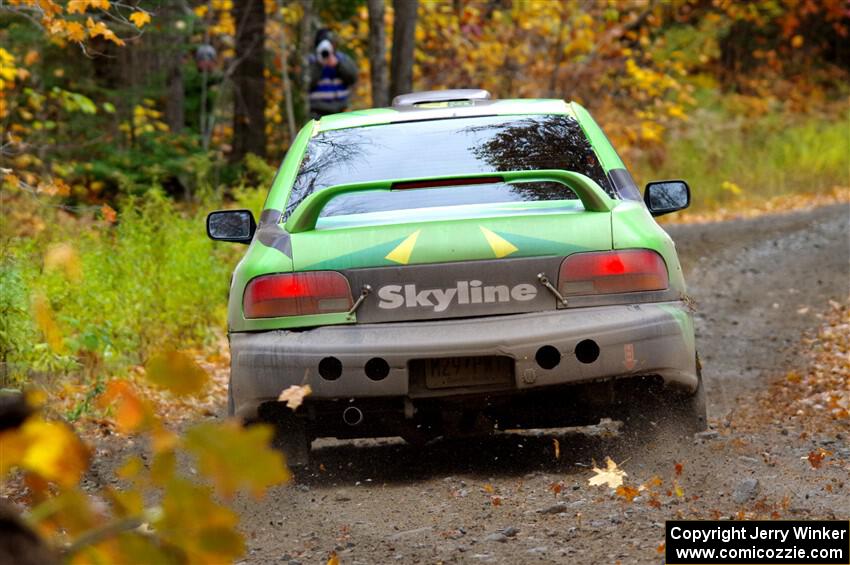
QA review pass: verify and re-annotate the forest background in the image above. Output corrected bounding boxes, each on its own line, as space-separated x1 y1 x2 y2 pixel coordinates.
0 1 848 562
2 0 848 384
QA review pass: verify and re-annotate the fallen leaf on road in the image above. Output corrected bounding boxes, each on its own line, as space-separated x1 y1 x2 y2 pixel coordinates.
639 475 663 491
806 448 831 469
616 485 639 502
674 462 683 476
278 384 312 410
588 457 627 489
327 552 340 565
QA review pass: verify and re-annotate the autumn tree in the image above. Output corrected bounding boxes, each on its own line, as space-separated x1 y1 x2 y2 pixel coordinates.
390 0 417 99
231 0 267 161
367 0 389 107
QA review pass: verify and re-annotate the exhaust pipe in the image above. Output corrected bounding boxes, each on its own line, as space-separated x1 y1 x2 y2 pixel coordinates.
342 406 364 426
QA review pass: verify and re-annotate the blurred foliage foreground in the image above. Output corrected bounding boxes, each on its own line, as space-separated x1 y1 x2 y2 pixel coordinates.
0 372 291 564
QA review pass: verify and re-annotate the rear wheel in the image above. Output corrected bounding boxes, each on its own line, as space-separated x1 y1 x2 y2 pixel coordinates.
256 402 311 468
621 356 707 441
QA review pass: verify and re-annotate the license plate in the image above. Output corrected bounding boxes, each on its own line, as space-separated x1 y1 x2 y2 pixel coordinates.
418 356 514 389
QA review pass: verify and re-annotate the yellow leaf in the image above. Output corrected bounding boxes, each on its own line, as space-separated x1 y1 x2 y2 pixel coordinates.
116 455 144 480
0 418 89 487
158 478 245 562
65 22 86 42
86 17 125 46
791 35 804 48
150 422 179 453
3 173 20 189
327 552 340 565
130 11 151 28
184 421 291 498
278 384 312 410
98 380 151 433
69 0 111 13
67 0 89 14
588 457 627 489
145 349 208 397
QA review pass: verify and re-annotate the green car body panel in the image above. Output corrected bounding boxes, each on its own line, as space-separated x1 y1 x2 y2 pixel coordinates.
214 92 702 448
228 100 654 332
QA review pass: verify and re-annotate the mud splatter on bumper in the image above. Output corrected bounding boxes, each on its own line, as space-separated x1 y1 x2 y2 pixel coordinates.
230 301 697 420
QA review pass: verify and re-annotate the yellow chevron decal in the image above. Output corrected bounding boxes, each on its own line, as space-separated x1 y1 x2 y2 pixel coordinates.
480 227 518 258
385 230 421 264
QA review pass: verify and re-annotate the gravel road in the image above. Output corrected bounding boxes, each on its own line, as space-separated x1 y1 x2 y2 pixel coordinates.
233 204 849 564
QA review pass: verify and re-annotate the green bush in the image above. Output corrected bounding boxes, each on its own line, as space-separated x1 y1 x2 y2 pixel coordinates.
1 190 238 385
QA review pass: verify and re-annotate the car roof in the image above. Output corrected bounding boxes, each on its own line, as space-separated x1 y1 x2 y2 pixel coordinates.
316 97 576 132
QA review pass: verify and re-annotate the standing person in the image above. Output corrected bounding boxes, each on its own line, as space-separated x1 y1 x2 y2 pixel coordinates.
308 29 359 118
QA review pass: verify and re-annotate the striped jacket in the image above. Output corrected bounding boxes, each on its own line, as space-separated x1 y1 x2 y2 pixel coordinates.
308 52 358 116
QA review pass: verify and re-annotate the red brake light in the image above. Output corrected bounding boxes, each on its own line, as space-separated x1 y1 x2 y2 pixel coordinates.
244 272 353 318
558 250 668 296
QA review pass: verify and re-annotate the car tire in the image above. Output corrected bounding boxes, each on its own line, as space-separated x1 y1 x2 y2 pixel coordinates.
622 355 707 441
256 402 311 469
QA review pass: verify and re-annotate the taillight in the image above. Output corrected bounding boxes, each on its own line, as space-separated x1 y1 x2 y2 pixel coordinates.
558 250 668 296
243 272 353 318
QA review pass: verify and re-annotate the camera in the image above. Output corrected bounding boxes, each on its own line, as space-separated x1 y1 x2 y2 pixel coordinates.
316 39 334 64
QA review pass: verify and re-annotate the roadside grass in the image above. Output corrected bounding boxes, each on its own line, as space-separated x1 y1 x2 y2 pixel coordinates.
630 108 850 211
0 189 240 391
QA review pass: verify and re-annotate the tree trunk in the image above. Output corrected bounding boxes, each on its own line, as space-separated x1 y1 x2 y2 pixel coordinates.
231 0 267 162
163 2 186 132
278 0 297 142
165 64 185 132
367 0 388 107
298 0 314 123
390 0 417 100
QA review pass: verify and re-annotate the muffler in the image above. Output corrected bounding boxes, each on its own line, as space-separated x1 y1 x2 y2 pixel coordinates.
342 406 364 426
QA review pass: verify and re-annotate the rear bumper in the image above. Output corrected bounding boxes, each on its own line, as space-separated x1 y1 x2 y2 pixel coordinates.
230 301 697 420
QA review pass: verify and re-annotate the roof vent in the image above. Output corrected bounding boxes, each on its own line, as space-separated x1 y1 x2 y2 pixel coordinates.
391 89 492 108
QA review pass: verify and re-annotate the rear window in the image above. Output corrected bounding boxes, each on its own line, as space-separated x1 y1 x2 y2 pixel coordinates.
285 114 614 219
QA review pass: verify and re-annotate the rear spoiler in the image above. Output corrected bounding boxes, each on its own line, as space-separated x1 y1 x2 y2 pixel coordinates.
284 169 616 234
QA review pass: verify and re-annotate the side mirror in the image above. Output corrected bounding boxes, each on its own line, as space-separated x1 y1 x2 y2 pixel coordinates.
206 209 256 244
644 180 690 216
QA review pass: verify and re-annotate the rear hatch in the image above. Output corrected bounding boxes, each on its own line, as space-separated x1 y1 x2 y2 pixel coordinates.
286 171 615 323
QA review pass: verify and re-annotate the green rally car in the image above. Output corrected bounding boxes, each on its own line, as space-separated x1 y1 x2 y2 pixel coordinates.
207 89 706 466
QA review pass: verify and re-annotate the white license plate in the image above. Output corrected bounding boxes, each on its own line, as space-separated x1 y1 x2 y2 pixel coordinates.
422 356 513 389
